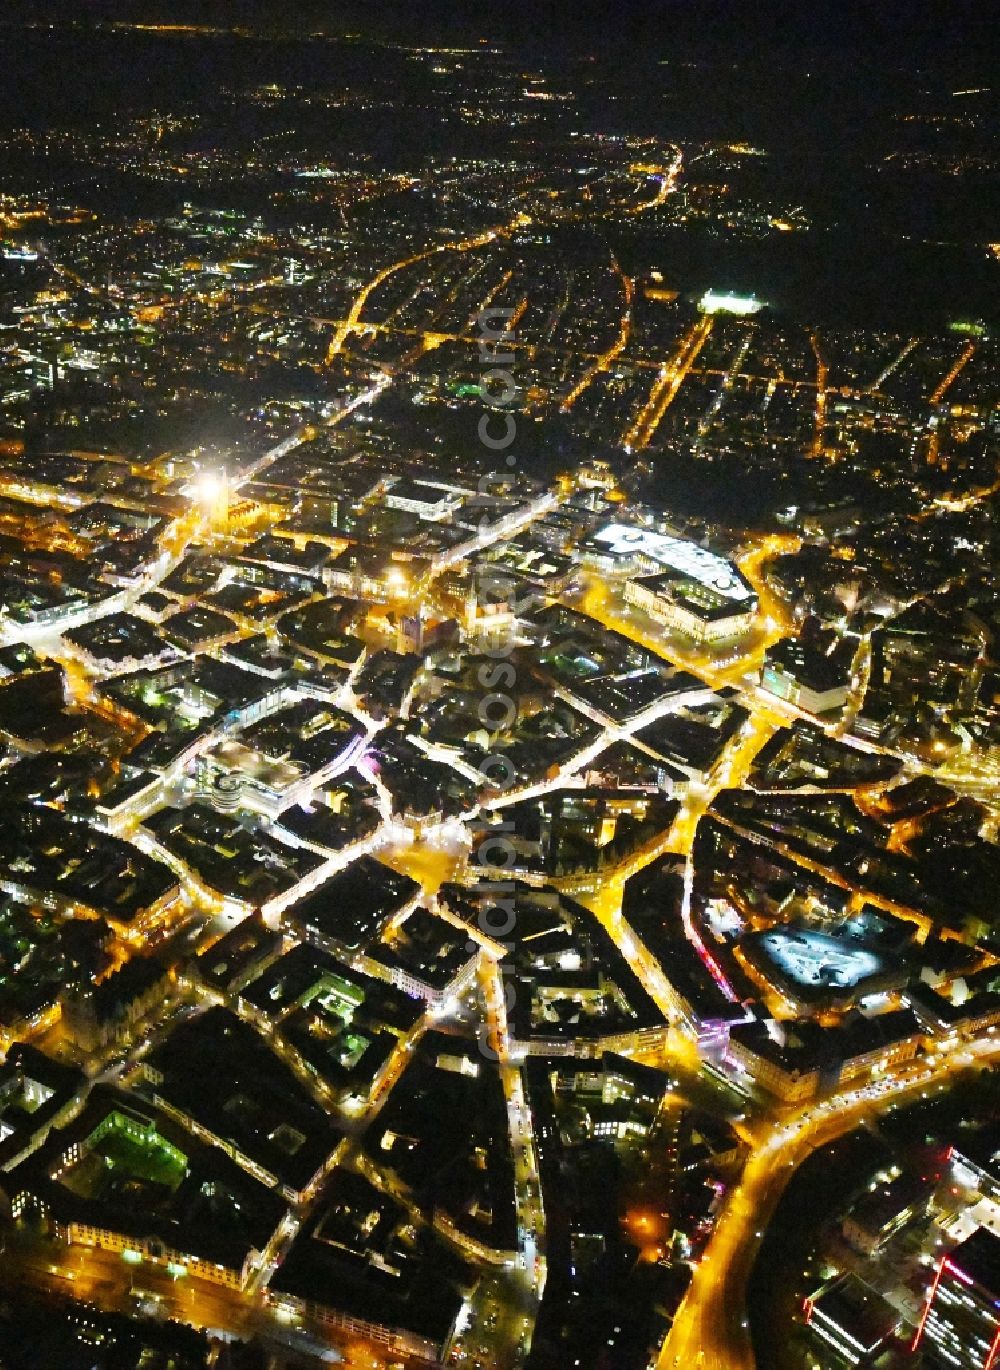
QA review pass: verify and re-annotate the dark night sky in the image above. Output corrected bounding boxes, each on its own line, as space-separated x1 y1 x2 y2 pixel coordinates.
6 0 997 72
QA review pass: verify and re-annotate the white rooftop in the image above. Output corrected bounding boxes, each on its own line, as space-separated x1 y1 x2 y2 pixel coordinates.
593 523 754 602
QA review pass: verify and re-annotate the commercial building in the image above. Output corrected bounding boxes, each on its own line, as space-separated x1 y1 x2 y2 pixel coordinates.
267 1167 474 1364
143 1007 342 1203
913 1227 1000 1368
836 1009 924 1087
61 955 173 1053
0 1044 85 1168
841 1173 933 1256
191 911 284 997
737 925 904 1016
366 905 481 1008
282 855 420 959
625 569 757 643
727 1009 925 1101
238 944 423 1108
726 1020 824 1103
362 1031 518 1258
384 477 465 521
10 1087 287 1291
441 881 671 1058
586 523 756 606
761 636 854 715
804 1273 898 1366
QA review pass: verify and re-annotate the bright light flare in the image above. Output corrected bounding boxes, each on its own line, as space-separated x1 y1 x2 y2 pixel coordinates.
190 470 226 506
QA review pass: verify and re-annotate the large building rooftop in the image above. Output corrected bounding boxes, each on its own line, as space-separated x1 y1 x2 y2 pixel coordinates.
589 523 755 603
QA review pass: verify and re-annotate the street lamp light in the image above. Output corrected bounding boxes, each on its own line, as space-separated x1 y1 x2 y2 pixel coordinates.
193 470 223 502
386 566 408 596
190 470 228 526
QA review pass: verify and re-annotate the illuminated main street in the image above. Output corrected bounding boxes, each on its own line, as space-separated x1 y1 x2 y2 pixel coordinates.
658 1037 1000 1370
0 503 205 646
0 1228 414 1370
560 255 633 411
546 538 1000 1370
568 558 1000 1369
377 497 946 1368
0 405 981 1370
624 314 715 450
0 33 996 1369
323 226 504 367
